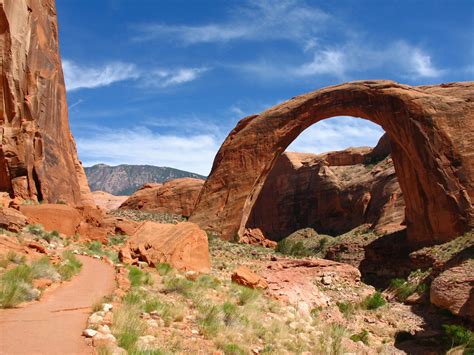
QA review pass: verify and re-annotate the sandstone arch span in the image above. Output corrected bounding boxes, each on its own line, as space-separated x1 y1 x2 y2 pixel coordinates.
190 81 474 245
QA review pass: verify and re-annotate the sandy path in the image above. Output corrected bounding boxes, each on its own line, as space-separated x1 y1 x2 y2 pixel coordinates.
0 255 115 355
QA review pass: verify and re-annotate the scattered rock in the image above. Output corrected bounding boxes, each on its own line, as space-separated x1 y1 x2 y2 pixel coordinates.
0 208 27 232
82 329 98 338
231 266 268 289
240 228 277 248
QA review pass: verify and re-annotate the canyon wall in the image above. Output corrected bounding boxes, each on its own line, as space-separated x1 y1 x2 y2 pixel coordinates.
0 0 92 205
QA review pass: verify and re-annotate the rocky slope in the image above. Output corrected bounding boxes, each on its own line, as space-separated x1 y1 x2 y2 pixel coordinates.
247 134 405 240
85 164 206 195
0 0 93 206
119 178 205 217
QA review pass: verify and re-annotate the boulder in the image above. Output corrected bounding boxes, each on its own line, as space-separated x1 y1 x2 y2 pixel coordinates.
240 228 277 248
430 260 474 321
20 204 82 236
231 266 268 289
120 221 210 273
0 207 27 232
0 0 92 206
120 178 205 217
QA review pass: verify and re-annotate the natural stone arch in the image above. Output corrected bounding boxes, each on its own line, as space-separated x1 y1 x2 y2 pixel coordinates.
190 81 474 245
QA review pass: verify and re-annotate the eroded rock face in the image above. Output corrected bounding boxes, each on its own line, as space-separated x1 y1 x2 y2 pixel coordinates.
0 0 93 205
247 135 405 240
120 178 205 218
430 259 474 321
119 221 211 273
191 81 474 245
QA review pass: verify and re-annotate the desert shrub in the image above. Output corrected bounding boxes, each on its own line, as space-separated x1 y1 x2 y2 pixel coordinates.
197 303 221 337
222 301 239 326
143 297 185 325
443 324 474 350
156 263 173 276
112 306 146 351
6 251 26 265
389 278 417 302
30 257 60 281
108 234 127 246
350 329 369 345
276 239 310 257
123 290 145 305
0 264 37 307
25 224 59 243
162 275 194 297
221 343 245 355
56 251 82 280
196 274 220 289
128 266 153 287
87 241 103 254
337 301 356 317
234 285 260 305
361 291 386 310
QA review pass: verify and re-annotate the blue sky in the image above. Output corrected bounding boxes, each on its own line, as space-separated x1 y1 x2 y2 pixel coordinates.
57 0 474 175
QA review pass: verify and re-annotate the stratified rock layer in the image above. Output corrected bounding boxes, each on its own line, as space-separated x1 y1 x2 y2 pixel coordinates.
191 81 474 244
0 0 92 205
247 135 405 240
120 178 205 217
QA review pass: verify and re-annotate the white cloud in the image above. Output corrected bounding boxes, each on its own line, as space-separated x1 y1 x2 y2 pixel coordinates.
77 127 221 176
133 0 329 44
63 60 208 91
63 60 140 91
144 68 209 88
287 116 385 153
240 40 444 80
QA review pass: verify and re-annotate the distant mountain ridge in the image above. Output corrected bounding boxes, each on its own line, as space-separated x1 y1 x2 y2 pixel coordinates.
85 164 206 196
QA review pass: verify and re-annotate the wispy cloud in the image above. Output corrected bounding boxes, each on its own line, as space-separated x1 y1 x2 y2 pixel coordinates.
77 127 221 176
143 68 209 88
288 116 385 153
63 59 208 91
239 40 444 81
63 60 140 91
133 0 329 45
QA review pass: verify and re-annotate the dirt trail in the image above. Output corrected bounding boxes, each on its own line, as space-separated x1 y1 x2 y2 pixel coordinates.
0 255 115 355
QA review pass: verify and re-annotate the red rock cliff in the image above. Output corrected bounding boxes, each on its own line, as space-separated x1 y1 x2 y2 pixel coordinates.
0 0 92 205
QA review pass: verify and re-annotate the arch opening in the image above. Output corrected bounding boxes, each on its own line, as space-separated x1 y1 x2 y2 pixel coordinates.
245 116 406 241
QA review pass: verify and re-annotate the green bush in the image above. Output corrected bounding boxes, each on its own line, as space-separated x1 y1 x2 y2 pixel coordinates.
128 266 153 287
56 251 82 280
389 278 417 302
163 276 194 297
0 264 36 308
275 239 310 257
443 324 474 350
31 257 60 281
222 343 245 355
337 301 356 317
235 285 260 305
108 234 127 246
197 304 221 337
361 291 386 310
350 330 369 345
156 263 173 276
222 301 238 325
196 274 220 289
112 306 146 352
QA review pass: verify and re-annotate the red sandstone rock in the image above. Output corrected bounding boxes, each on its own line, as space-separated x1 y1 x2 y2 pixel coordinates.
0 0 93 206
33 278 53 289
26 241 47 254
430 260 474 321
261 258 362 307
240 228 277 248
231 266 268 289
191 81 474 245
20 204 82 236
120 178 205 217
247 136 405 239
119 221 210 273
91 191 128 211
0 207 27 232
